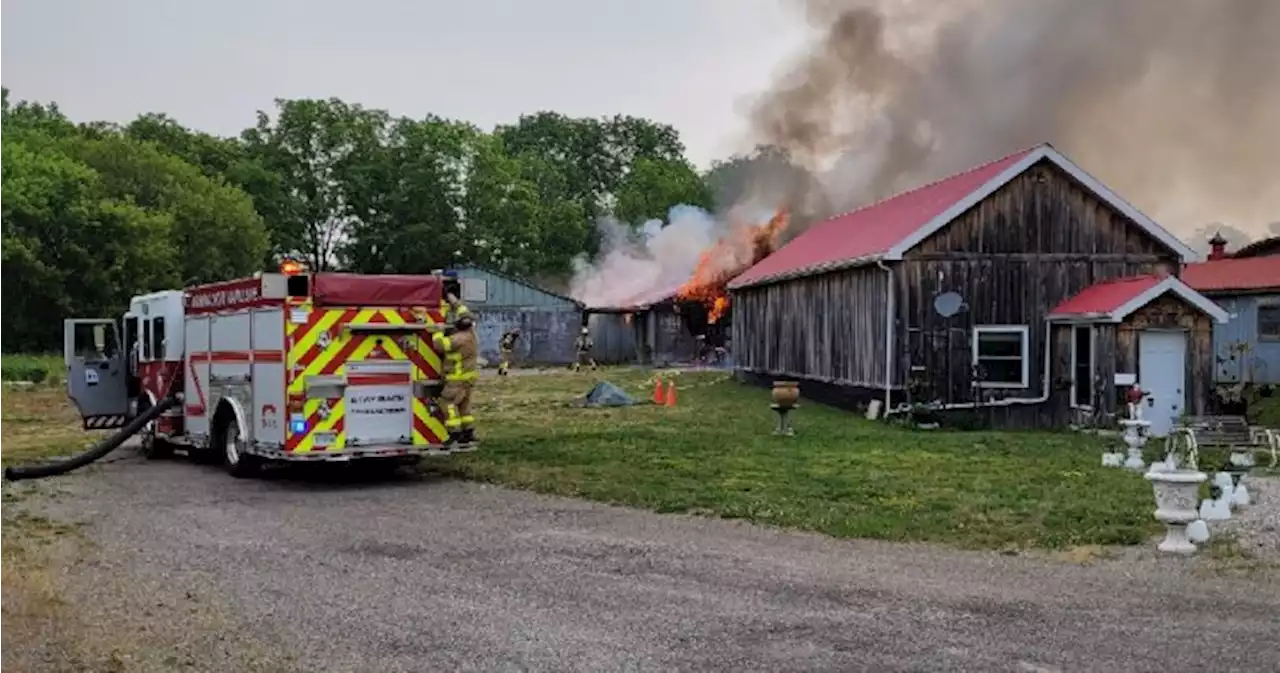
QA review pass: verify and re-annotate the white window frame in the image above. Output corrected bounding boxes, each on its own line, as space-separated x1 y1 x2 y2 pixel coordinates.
1070 324 1096 409
972 325 1030 389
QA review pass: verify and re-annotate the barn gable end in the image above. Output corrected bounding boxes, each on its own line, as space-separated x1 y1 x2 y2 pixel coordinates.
902 160 1186 261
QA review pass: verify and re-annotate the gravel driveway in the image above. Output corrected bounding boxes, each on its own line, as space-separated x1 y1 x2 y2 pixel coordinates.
6 451 1279 673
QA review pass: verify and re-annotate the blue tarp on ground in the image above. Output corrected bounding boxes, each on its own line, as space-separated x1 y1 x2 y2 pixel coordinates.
575 381 637 408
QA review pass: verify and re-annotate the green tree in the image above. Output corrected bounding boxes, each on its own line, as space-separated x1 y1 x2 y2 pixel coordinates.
614 157 712 224
1 133 176 351
342 116 475 273
64 132 269 285
496 112 689 217
241 98 390 270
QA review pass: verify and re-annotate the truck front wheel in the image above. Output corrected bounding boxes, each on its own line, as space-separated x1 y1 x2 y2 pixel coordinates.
135 397 174 460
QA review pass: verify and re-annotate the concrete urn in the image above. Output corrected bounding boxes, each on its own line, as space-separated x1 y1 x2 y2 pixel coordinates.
771 381 800 410
1145 469 1208 554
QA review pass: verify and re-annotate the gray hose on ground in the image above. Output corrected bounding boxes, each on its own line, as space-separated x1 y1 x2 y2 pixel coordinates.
4 395 181 482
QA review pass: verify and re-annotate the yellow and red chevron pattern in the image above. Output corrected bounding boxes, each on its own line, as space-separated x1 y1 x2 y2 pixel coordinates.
285 304 450 453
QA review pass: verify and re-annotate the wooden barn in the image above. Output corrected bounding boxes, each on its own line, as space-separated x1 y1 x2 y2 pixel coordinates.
727 143 1229 436
585 282 722 366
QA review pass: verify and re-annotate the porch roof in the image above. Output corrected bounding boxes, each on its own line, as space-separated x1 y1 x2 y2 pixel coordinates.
1047 274 1229 324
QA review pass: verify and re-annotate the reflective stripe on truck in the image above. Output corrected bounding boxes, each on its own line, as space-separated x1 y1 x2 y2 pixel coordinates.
284 305 449 452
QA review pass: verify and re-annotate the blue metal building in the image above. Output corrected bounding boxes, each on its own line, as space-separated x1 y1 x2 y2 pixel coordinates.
1205 294 1280 384
1183 236 1280 386
450 265 584 367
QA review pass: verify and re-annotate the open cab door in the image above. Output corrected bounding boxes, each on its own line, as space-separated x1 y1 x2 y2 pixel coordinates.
64 318 130 430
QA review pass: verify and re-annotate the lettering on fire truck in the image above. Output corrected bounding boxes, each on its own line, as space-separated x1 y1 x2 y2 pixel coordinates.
184 278 263 313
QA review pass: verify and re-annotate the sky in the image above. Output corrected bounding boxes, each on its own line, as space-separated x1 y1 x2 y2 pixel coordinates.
1 0 811 169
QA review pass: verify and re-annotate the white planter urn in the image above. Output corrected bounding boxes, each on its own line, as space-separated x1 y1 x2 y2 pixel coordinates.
1145 469 1208 554
1120 419 1151 471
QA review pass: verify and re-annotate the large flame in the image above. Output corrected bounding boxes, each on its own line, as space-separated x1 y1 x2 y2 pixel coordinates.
676 209 790 324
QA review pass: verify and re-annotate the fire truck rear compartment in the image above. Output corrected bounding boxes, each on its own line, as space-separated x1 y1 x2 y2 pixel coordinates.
342 360 414 447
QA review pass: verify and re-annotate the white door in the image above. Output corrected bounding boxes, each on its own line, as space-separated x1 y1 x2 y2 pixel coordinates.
1137 330 1187 437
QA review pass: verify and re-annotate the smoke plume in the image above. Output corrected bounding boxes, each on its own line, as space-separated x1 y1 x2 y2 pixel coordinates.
750 0 1280 240
570 206 719 308
570 204 781 308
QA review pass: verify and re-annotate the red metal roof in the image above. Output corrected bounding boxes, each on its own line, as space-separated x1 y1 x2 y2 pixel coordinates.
1048 274 1229 323
1048 275 1162 317
728 147 1036 288
729 143 1201 290
1181 257 1280 294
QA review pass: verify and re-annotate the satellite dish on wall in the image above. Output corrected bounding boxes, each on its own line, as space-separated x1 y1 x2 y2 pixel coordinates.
933 291 966 318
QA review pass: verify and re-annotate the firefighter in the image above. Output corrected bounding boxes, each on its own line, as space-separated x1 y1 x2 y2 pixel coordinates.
571 327 596 372
498 327 520 376
432 299 479 445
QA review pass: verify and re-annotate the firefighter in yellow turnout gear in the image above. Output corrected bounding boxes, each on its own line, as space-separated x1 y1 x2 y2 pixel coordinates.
498 328 520 376
571 327 596 372
432 300 479 445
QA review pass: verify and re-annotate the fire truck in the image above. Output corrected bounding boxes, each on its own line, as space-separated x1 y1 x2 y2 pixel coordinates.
63 265 476 478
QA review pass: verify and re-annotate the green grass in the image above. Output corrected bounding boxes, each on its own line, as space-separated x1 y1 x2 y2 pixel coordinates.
1252 393 1280 428
2 353 64 384
1 385 103 467
432 367 1160 550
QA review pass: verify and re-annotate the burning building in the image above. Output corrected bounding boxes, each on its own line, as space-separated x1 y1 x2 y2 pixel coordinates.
584 210 789 366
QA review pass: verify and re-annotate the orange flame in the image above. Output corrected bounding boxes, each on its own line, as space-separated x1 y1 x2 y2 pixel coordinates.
676 209 789 324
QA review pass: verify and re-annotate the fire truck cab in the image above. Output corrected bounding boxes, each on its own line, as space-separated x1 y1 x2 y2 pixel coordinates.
63 268 473 477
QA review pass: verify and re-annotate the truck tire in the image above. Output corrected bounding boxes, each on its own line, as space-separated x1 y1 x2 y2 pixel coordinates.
136 397 174 460
221 419 262 479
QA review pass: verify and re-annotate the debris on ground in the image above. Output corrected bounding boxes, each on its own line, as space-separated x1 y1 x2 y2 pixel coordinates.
573 381 637 408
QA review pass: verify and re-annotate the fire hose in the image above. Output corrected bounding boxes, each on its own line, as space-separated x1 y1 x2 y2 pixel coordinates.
4 394 182 482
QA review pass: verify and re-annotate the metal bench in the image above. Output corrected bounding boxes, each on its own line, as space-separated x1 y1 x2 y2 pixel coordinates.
1171 415 1279 468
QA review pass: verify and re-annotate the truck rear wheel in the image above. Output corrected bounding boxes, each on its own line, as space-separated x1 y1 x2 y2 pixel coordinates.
221 419 262 479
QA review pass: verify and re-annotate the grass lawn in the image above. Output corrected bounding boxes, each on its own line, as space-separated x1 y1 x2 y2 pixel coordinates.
2 382 99 668
1 353 65 385
431 367 1160 550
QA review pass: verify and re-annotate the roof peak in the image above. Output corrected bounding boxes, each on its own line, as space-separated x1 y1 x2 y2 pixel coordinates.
811 143 1047 228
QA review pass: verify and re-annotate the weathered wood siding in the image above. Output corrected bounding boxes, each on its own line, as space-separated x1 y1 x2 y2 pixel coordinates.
1116 295 1215 417
896 159 1183 424
732 266 889 388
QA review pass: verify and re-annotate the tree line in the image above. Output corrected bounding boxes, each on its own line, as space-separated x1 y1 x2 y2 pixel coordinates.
2 88 810 353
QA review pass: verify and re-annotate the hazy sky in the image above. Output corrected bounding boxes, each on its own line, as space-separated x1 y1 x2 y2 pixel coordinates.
2 0 811 168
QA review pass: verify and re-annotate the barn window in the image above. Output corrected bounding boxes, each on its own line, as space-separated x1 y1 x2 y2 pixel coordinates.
1071 325 1095 407
1258 304 1280 341
461 278 487 303
972 325 1030 388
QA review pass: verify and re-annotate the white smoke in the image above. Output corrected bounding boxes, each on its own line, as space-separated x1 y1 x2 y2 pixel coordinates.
570 204 720 308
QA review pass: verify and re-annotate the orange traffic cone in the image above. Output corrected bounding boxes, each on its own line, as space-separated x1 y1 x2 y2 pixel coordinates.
652 379 664 405
664 380 678 407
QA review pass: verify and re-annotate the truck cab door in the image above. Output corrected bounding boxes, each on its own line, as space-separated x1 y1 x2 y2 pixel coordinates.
64 318 130 430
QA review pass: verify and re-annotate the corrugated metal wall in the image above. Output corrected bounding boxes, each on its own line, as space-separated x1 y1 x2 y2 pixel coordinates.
1210 293 1280 384
586 310 703 365
587 313 638 364
452 266 582 366
452 266 579 310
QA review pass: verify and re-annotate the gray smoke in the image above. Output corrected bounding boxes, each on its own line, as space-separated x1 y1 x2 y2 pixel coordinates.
750 0 1280 240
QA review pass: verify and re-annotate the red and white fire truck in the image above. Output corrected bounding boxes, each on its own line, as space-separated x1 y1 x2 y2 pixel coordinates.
63 265 474 477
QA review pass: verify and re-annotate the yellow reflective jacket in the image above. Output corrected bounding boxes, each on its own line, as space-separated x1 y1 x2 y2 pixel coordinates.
432 327 478 382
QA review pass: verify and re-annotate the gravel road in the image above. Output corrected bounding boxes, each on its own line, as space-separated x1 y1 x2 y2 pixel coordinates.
7 451 1279 673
